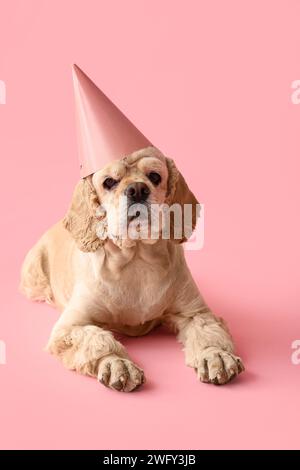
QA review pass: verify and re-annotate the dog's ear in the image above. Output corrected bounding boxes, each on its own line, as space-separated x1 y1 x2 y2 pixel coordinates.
63 176 107 252
165 158 200 243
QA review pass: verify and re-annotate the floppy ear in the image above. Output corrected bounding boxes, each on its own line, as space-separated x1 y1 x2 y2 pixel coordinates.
63 176 106 252
165 158 200 243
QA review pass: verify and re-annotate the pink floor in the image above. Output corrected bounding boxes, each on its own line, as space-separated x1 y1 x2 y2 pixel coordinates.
0 258 299 449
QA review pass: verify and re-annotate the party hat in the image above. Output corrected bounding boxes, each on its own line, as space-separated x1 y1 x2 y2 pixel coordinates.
72 64 152 177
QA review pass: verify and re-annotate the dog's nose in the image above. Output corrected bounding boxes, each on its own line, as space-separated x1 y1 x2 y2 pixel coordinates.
124 182 150 202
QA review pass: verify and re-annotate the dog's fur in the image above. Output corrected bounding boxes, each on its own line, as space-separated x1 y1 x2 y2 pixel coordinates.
20 146 244 391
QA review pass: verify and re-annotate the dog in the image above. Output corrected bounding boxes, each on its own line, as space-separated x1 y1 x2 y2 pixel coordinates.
20 146 244 391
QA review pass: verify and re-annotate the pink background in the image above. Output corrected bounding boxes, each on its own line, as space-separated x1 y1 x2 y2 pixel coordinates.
0 0 300 450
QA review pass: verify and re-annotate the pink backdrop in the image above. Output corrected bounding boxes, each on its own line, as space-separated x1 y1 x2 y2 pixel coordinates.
0 0 299 450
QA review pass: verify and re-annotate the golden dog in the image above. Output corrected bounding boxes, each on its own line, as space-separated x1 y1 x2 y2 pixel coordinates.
20 146 244 391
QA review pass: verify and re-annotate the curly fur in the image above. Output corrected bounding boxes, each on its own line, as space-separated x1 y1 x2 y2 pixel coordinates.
63 175 105 252
20 146 244 391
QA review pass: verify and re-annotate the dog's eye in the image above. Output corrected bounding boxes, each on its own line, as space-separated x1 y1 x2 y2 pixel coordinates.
103 177 118 190
147 172 161 186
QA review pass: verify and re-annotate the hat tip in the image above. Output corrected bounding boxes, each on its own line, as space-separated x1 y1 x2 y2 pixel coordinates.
72 64 83 82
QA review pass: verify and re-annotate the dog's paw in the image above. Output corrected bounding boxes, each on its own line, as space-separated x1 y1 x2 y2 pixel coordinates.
98 354 145 392
195 347 245 385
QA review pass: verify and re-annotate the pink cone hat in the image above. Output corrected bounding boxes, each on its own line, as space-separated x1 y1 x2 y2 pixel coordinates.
72 64 152 177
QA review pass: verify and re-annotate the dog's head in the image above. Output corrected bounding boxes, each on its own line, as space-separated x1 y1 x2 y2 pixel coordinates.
63 146 199 251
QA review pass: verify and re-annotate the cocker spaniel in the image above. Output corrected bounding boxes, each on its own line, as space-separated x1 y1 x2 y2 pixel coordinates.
20 146 244 391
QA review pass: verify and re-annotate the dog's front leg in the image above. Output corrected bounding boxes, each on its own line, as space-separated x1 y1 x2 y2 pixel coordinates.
164 301 244 385
46 306 144 392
